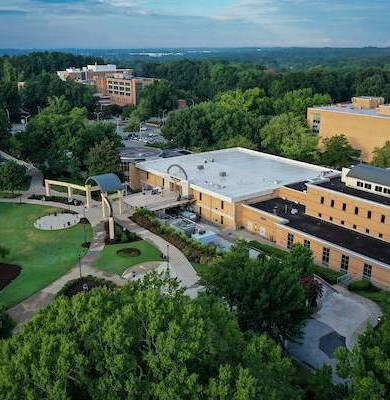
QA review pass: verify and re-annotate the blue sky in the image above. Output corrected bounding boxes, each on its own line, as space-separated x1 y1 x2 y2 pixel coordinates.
1 0 389 48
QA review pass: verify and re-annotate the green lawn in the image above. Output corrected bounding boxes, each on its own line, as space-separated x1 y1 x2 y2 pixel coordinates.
0 203 92 308
94 241 163 275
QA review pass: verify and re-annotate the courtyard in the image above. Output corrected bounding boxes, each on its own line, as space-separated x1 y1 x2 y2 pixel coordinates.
0 203 92 307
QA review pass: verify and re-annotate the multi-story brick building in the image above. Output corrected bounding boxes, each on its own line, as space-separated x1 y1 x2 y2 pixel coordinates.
307 96 390 162
128 148 390 287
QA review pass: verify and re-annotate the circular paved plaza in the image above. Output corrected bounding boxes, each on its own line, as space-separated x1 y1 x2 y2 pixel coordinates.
34 213 81 230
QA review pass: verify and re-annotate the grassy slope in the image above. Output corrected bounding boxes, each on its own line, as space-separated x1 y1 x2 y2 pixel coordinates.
0 203 92 308
94 241 163 275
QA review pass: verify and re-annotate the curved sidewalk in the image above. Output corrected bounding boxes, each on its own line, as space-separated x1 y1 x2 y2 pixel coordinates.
115 217 201 298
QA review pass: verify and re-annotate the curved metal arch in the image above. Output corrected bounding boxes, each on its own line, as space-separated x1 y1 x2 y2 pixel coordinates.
85 173 123 193
167 164 188 180
101 194 113 218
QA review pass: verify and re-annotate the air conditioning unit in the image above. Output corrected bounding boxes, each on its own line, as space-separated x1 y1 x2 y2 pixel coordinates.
197 165 205 170
219 171 227 177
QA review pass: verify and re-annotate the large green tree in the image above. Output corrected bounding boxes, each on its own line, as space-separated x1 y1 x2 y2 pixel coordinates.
0 161 28 191
372 141 390 168
261 112 318 161
86 137 121 176
202 242 310 343
320 135 361 169
0 274 302 400
336 316 390 400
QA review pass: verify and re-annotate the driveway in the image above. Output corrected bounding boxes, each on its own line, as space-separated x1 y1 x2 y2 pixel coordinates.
287 283 382 377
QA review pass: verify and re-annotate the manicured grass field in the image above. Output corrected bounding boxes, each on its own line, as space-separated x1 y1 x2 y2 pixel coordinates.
0 203 92 308
94 241 163 275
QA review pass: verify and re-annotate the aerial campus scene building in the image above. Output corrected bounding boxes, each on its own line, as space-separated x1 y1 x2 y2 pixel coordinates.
126 147 390 287
2 1 390 397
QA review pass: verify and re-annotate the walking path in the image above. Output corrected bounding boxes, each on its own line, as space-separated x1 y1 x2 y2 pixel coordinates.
116 216 201 298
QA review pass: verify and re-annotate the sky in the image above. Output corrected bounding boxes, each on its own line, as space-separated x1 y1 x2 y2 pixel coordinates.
0 0 390 48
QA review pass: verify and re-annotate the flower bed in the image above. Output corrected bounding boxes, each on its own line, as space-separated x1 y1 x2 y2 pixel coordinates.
0 263 22 291
130 208 218 263
117 247 142 257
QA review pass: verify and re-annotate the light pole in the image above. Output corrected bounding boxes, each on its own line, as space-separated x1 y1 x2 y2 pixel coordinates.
78 252 82 279
166 244 170 271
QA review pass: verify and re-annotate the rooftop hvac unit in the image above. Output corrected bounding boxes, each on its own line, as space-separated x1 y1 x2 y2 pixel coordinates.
219 171 227 177
197 165 205 170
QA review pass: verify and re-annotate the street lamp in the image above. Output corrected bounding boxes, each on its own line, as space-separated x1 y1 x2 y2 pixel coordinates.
78 252 82 279
166 244 170 271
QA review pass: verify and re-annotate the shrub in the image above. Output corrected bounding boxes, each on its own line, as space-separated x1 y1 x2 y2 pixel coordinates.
310 265 342 285
248 240 288 259
131 209 218 263
348 279 378 292
57 275 116 298
0 305 15 338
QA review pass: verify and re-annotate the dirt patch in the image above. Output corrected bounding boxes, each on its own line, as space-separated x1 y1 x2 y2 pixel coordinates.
0 263 22 290
117 247 141 257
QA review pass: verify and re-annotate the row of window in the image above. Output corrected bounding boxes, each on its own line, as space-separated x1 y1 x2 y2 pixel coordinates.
320 196 386 223
317 213 385 239
287 233 373 280
356 181 390 194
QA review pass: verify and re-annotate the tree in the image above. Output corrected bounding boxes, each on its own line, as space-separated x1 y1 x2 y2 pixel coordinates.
86 137 121 176
372 141 390 168
203 242 309 343
261 112 318 161
336 316 390 400
216 135 257 150
320 135 361 169
0 161 28 192
273 88 331 117
0 109 11 150
124 114 141 132
0 274 302 399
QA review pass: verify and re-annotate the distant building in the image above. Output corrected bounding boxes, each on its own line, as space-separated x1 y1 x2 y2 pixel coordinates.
307 96 390 161
57 63 157 107
127 148 390 287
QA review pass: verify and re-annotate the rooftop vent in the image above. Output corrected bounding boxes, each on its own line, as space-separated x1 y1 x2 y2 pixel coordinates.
197 165 205 170
219 171 227 177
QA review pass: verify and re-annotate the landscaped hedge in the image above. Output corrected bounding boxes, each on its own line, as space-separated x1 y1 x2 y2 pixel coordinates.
348 279 379 292
310 265 342 285
131 208 218 263
104 222 141 245
248 240 288 259
28 194 83 206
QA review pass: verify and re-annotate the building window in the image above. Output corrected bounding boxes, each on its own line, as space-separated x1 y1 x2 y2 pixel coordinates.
329 216 333 221
220 216 224 225
199 207 202 216
322 247 330 266
363 263 372 280
162 178 165 187
384 188 389 194
357 181 363 187
146 172 149 180
287 233 294 250
367 210 372 219
318 213 322 218
330 200 335 208
353 224 357 229
381 215 386 223
340 255 349 273
320 196 324 204
221 200 224 210
342 203 347 211
366 228 370 234
379 233 383 238
341 220 345 225
199 193 202 201
355 207 359 215
364 183 372 189
375 186 383 193
303 239 311 249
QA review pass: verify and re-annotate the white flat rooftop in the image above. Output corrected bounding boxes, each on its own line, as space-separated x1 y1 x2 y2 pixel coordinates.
137 148 337 202
311 104 390 119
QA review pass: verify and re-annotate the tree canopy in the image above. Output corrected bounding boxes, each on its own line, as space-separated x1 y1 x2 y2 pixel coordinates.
372 141 390 168
0 274 302 400
320 135 361 169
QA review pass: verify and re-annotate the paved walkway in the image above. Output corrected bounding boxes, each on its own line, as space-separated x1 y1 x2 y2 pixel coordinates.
116 216 201 298
7 221 125 325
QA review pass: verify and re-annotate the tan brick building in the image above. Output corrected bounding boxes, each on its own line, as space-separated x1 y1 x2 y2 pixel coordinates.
307 96 390 162
128 148 390 288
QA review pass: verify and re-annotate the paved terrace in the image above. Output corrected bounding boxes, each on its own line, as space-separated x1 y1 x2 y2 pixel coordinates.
251 198 390 265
